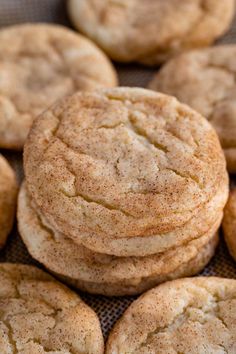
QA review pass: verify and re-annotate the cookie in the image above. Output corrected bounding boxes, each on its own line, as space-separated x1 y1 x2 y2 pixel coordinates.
223 188 236 261
18 182 220 296
68 0 234 65
0 155 18 248
0 23 117 150
106 277 236 353
24 88 228 257
0 263 104 353
149 45 236 172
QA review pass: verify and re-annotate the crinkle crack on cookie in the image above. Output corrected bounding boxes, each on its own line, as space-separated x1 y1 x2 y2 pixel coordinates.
106 277 236 353
149 45 236 172
24 88 228 257
223 188 236 261
0 263 104 353
0 155 17 249
0 23 117 149
68 0 235 65
18 183 220 296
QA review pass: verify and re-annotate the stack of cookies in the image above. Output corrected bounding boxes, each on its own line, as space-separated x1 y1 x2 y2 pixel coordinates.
18 87 229 296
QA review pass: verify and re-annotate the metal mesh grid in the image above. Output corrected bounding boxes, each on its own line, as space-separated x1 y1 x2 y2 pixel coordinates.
0 0 236 338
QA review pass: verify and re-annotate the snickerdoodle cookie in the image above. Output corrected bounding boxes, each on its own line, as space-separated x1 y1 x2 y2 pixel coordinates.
149 45 236 172
106 277 236 353
223 189 236 261
68 0 234 65
18 182 220 296
24 88 228 257
0 23 117 150
0 155 17 249
0 263 104 353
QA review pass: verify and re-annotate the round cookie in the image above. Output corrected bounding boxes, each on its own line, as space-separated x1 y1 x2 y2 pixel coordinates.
24 87 227 257
0 155 18 248
68 0 234 65
149 45 236 172
0 23 117 150
223 188 236 261
18 182 220 296
0 263 104 353
106 277 236 353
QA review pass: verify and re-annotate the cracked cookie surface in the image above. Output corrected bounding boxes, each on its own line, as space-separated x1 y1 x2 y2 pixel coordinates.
24 88 227 256
149 45 236 172
0 23 117 149
106 277 236 353
223 188 236 262
18 182 220 296
0 155 17 249
0 263 104 354
68 0 234 65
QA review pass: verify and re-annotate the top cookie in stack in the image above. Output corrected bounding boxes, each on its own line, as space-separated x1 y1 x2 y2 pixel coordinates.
20 87 228 296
